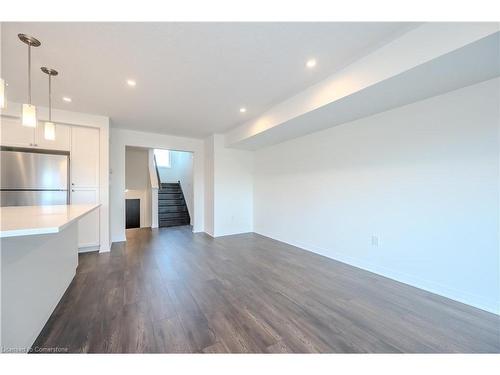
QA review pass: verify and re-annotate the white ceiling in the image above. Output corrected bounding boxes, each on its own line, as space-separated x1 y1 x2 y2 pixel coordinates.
1 22 418 138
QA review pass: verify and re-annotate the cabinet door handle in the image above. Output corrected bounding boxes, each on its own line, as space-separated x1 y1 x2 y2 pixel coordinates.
72 189 75 192
71 183 75 186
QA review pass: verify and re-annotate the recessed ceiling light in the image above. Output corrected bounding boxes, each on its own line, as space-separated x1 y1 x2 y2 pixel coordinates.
127 79 136 87
306 59 317 68
62 97 72 102
239 107 247 113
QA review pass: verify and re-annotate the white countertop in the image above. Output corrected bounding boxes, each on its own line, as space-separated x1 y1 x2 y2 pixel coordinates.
0 204 100 238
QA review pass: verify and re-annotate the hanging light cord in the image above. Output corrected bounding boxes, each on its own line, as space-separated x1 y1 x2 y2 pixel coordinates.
27 43 31 105
48 74 52 121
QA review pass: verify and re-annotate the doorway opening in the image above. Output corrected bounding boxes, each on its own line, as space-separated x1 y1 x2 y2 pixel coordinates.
154 149 193 228
124 146 194 231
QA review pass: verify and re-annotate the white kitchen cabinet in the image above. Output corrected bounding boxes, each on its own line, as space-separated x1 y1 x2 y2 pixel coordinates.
0 117 71 151
71 126 99 188
70 126 100 250
0 117 35 147
71 188 100 249
35 122 71 151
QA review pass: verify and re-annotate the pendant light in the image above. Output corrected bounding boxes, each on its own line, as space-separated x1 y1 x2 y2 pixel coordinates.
0 78 5 109
18 34 41 127
41 67 58 141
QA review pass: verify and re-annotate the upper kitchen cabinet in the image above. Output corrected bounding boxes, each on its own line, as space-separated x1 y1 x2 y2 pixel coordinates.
0 117 35 147
35 122 71 151
71 126 99 188
0 117 71 151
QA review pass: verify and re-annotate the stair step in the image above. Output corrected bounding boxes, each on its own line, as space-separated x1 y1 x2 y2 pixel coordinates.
159 187 181 193
159 218 190 227
158 199 185 206
159 212 189 219
158 196 184 200
159 205 187 213
158 192 183 199
160 190 181 195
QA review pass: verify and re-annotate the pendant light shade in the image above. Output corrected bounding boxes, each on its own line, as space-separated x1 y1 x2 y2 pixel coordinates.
18 34 41 127
44 122 56 140
0 78 5 109
22 103 37 127
41 67 58 141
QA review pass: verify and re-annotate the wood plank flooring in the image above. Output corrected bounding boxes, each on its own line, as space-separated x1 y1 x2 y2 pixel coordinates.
33 226 500 353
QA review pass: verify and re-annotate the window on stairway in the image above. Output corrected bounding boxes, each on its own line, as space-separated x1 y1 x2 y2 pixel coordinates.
154 149 170 168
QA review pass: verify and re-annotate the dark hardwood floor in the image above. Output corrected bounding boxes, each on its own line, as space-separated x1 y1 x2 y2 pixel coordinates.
33 226 500 353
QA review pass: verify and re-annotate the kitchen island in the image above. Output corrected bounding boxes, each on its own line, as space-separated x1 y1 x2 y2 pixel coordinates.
0 204 100 352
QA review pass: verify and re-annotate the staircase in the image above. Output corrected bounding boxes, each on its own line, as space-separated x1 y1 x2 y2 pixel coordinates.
158 182 190 227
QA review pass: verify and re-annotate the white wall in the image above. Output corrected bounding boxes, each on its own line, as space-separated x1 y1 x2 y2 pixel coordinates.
204 136 215 236
158 150 194 224
204 135 253 237
253 78 500 314
110 128 204 242
125 147 151 228
126 147 150 190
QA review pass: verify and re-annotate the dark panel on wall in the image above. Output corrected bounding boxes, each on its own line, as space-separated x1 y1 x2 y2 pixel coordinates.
126 199 140 229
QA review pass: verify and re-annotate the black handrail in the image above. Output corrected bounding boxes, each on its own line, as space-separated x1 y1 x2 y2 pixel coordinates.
153 154 161 187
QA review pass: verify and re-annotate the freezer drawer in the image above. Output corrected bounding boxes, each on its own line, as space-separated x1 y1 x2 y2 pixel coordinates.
0 190 68 206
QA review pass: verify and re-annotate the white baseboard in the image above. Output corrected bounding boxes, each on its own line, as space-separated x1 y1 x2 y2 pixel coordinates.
78 245 100 253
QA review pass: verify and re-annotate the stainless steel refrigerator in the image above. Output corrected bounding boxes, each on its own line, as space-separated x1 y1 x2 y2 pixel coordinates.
0 147 69 207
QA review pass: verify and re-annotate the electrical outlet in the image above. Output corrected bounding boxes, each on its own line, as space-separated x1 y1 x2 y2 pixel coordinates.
371 235 379 247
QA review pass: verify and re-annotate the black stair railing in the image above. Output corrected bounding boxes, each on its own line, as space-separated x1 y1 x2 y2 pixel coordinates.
153 154 161 186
